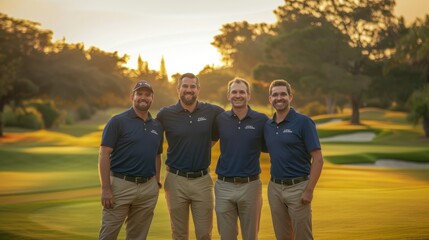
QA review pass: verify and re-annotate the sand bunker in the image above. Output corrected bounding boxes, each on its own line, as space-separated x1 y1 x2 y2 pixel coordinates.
320 132 375 142
349 159 429 169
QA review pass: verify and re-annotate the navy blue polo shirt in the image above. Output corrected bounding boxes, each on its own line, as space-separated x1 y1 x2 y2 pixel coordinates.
215 107 268 177
156 101 224 171
101 108 163 176
264 108 321 179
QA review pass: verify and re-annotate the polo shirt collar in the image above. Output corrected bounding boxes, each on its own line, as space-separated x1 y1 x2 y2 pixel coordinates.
173 100 202 113
126 107 153 122
228 105 256 119
269 107 297 125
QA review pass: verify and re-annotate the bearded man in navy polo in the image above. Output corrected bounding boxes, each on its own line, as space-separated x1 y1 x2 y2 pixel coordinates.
98 81 163 240
156 73 224 240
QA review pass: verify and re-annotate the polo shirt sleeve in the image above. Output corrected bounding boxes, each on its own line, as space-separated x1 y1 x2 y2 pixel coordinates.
155 108 164 123
261 115 269 153
211 105 225 141
302 117 321 153
157 126 164 154
261 135 268 153
213 115 220 141
101 117 120 149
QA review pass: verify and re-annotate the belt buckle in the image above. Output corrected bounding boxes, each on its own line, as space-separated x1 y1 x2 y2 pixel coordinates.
236 177 248 183
186 172 197 178
234 177 249 184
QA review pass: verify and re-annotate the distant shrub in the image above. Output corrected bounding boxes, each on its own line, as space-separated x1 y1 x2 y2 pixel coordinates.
30 100 61 128
3 106 17 124
77 103 95 120
299 101 326 116
407 86 429 138
63 110 76 125
4 107 44 130
19 108 44 129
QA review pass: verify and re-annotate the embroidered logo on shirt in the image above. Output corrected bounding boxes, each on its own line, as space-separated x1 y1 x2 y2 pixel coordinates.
197 117 207 122
150 130 159 135
283 129 293 133
245 125 255 130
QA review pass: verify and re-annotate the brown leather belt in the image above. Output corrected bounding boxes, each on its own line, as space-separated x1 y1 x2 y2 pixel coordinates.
271 176 309 186
167 166 209 179
218 175 259 184
111 172 153 184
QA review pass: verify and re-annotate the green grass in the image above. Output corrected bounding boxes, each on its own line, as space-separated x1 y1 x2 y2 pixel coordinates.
1 107 429 239
0 148 98 172
326 150 429 164
56 124 103 137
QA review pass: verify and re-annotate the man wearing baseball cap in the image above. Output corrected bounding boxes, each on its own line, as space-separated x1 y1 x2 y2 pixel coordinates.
98 80 164 239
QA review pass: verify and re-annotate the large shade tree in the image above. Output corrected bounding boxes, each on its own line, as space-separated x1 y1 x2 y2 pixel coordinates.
392 15 429 137
266 0 398 124
393 15 429 83
0 14 136 136
257 14 362 114
0 13 52 136
212 21 272 79
212 0 399 123
26 42 130 109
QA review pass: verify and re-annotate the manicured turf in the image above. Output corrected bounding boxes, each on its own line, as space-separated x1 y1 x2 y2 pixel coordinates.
1 107 428 239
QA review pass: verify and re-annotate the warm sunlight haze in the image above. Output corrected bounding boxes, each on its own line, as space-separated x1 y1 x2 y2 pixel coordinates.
0 0 284 74
1 0 426 74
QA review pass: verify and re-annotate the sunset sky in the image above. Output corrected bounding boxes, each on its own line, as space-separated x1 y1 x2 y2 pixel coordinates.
1 0 428 75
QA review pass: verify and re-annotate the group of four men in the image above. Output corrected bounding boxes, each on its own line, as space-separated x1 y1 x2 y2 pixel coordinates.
98 72 324 240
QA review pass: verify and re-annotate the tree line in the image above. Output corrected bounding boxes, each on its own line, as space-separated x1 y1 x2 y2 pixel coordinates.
210 0 429 137
1 0 429 137
0 12 178 136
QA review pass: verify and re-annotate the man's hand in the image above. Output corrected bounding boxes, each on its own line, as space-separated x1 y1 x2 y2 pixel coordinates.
101 188 115 209
301 189 313 205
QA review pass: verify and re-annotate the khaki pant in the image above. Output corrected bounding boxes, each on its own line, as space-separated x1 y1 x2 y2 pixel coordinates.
164 172 214 240
99 177 159 240
215 179 262 240
268 180 313 240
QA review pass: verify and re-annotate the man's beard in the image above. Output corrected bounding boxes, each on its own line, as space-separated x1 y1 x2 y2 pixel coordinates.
180 93 197 106
135 100 151 111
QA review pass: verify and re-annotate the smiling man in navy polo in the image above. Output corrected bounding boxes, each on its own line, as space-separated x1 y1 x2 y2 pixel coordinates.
264 79 324 240
156 73 224 240
214 78 268 240
98 80 163 240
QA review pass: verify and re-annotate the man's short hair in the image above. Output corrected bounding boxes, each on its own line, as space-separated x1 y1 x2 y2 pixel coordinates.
227 77 250 94
178 73 200 88
269 79 292 96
